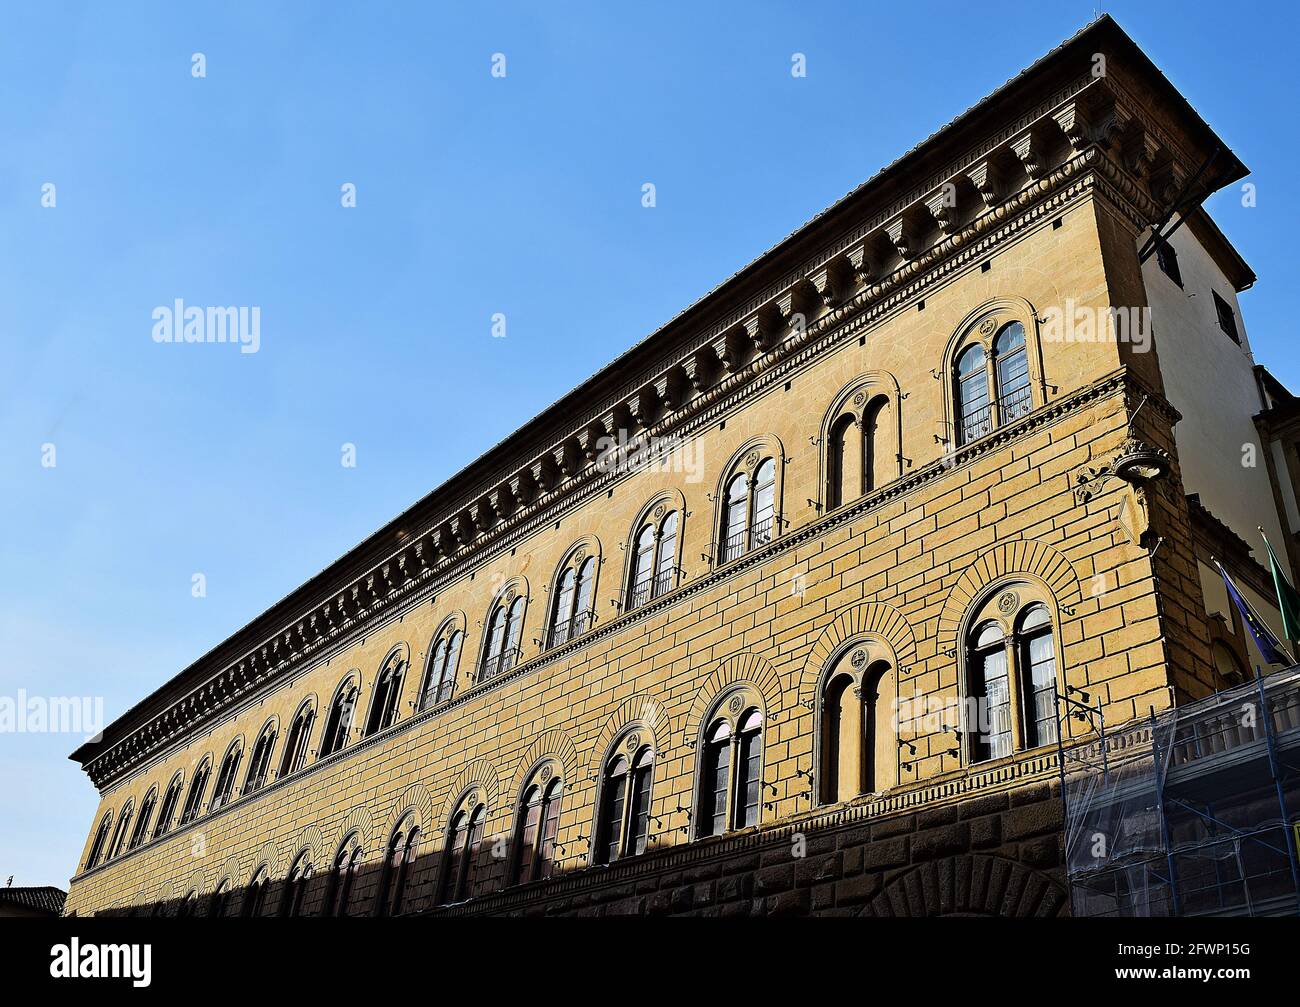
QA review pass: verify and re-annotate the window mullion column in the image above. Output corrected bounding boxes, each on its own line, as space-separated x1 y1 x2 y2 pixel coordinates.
987 352 1001 429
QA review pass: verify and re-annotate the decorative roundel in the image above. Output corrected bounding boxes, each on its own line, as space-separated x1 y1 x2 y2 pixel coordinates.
979 316 998 336
997 590 1020 616
625 733 640 752
851 648 867 669
573 549 586 566
465 790 478 807
745 450 760 468
852 391 866 406
539 765 553 783
504 589 517 605
654 504 667 520
728 695 744 715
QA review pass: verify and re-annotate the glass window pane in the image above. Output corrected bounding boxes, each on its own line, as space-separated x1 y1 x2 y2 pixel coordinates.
598 773 626 864
538 780 563 880
723 474 748 560
957 342 985 376
515 788 542 885
1019 603 1050 632
701 738 730 837
994 321 1025 354
996 347 1031 423
574 558 595 631
973 646 1012 761
1023 630 1058 748
736 723 762 829
654 512 678 598
752 459 776 547
439 632 463 703
552 567 576 643
974 620 1004 648
628 764 653 856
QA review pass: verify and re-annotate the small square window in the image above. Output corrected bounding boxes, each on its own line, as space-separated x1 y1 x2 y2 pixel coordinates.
1154 237 1182 287
1212 290 1240 344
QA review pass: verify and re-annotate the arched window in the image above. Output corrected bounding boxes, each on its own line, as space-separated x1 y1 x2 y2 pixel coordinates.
953 319 1034 446
719 456 778 562
697 705 763 838
365 647 408 736
210 879 231 918
243 723 277 795
377 820 420 917
480 593 525 681
595 741 654 864
279 702 315 778
281 852 313 917
628 509 679 610
550 555 597 646
178 758 211 825
177 890 199 917
154 773 184 839
129 788 157 851
319 677 359 758
818 650 897 804
85 812 112 870
438 798 486 904
242 868 270 918
106 802 133 860
511 771 564 885
326 836 364 917
964 587 1060 762
419 626 464 710
824 388 892 510
209 742 243 812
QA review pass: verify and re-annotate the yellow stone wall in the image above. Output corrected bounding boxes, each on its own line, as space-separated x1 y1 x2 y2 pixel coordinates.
65 188 1212 916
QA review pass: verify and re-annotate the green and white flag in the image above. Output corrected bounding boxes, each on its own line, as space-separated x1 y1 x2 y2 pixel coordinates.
1260 528 1300 643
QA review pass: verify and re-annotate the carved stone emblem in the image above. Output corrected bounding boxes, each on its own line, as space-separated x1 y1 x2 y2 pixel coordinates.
745 450 760 468
728 695 744 715
997 590 1019 616
851 648 867 668
573 549 586 566
539 765 552 782
979 317 998 336
653 504 666 521
852 391 866 406
626 732 640 752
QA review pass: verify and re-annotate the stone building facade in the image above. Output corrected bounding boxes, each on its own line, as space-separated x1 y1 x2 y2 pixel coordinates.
65 17 1297 918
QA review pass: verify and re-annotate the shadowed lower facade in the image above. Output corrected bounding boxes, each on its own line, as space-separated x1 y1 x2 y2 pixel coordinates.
65 16 1300 918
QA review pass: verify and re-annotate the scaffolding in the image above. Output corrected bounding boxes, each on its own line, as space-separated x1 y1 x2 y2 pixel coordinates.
1057 665 1300 917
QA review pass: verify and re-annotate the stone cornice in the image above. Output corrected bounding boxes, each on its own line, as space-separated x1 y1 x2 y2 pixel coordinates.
76 32 1237 784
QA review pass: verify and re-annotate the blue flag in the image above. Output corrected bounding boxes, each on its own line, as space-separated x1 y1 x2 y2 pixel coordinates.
1218 561 1293 667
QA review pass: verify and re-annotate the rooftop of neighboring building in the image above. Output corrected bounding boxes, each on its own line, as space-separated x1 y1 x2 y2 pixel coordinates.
0 884 67 917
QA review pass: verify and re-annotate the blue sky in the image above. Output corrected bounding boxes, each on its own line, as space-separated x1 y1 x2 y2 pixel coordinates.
1 1 1296 888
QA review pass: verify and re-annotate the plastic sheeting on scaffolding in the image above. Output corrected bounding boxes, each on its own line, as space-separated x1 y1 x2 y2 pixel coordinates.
1060 666 1300 917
